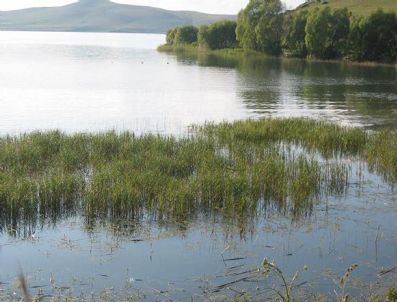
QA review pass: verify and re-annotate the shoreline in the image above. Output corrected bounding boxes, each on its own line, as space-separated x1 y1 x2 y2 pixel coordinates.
157 44 397 68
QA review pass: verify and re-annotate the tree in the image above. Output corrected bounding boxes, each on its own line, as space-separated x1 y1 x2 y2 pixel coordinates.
174 26 199 45
330 8 350 57
236 7 259 50
198 25 209 47
305 7 350 59
282 10 309 57
305 8 330 58
199 21 237 50
236 0 269 50
349 10 397 62
236 0 284 54
348 17 365 61
166 28 177 45
255 5 284 55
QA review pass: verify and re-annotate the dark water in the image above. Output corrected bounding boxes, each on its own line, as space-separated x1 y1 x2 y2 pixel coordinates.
0 32 396 301
169 51 397 130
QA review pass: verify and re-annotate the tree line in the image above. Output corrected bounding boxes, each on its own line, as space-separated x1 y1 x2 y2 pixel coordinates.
166 20 238 50
165 0 397 63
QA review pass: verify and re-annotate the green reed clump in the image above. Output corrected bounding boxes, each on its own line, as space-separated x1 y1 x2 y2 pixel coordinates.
38 173 85 208
200 118 368 157
85 135 350 221
387 288 397 302
366 130 397 183
0 118 396 228
200 118 397 182
0 131 64 175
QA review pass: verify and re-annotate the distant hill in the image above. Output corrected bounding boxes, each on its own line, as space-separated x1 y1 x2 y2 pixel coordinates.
0 0 236 34
296 0 397 16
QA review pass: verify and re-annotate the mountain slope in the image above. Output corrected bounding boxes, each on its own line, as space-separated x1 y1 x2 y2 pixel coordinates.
296 0 397 16
0 0 236 33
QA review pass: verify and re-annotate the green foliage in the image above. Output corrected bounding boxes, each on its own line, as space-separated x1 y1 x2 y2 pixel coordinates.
174 26 199 45
255 11 284 55
166 28 177 45
295 0 397 17
305 7 350 59
198 25 209 47
235 1 354 59
198 20 237 50
166 21 237 50
282 10 309 57
236 5 259 50
236 0 284 55
349 10 397 62
387 288 397 302
1 119 397 230
348 17 366 61
161 0 397 63
331 8 351 56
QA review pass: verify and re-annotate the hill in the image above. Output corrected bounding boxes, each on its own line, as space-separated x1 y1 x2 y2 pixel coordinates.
296 0 397 16
0 0 236 34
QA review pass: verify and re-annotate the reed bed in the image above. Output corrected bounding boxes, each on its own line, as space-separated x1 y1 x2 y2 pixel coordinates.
0 118 396 229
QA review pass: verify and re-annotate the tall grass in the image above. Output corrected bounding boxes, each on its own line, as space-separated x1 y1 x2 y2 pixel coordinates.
0 118 396 234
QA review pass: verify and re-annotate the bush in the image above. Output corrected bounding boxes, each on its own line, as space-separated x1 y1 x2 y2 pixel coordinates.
174 26 199 45
236 0 284 55
236 5 259 50
349 10 397 62
282 10 309 57
166 28 177 45
198 20 237 50
305 7 350 59
255 11 284 55
164 4 397 64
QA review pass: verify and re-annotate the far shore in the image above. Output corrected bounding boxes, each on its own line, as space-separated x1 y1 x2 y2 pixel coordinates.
157 44 397 69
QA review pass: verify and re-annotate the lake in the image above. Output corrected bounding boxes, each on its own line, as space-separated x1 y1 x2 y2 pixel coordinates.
0 32 396 301
0 31 397 135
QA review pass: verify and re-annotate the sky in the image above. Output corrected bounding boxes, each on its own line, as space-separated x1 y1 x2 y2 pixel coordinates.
0 0 305 14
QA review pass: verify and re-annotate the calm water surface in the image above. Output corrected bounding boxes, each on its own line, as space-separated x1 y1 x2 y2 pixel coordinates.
0 31 396 134
0 32 396 300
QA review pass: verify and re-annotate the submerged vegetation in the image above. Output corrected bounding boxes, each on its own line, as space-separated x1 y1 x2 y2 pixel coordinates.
0 118 396 234
9 257 397 301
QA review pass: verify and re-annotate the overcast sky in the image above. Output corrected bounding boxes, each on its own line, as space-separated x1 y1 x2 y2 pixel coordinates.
0 0 305 14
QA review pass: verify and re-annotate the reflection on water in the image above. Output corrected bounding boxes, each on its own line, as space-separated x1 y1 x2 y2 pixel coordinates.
169 51 397 129
0 32 396 135
0 155 396 300
0 32 246 135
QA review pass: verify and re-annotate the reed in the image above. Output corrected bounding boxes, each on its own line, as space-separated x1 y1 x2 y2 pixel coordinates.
0 118 396 231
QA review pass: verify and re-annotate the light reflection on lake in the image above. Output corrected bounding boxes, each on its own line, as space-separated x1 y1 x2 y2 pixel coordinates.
0 31 396 136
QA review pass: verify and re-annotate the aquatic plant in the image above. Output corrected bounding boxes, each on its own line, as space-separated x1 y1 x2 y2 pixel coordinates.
0 118 396 236
261 258 297 302
387 288 397 302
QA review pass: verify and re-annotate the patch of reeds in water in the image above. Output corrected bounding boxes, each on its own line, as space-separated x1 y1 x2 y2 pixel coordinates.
0 118 396 233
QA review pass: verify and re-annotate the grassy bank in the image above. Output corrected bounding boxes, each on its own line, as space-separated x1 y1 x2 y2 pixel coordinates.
1 118 396 227
296 0 397 16
158 44 258 57
157 43 200 53
158 44 397 68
